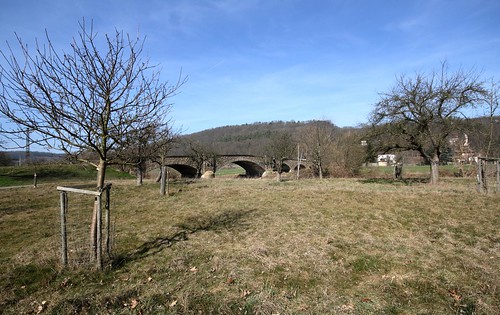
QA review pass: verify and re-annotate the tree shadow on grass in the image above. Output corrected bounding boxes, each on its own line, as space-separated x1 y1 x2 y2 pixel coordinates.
111 208 256 269
359 177 430 185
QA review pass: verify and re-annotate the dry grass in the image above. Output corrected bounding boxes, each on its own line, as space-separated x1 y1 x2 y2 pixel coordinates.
0 177 498 314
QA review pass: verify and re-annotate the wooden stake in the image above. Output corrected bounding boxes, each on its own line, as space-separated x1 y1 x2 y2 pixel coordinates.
105 186 111 258
60 191 68 267
96 195 102 270
90 198 98 262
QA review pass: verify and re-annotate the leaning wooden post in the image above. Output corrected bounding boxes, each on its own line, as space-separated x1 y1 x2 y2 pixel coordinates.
59 191 68 267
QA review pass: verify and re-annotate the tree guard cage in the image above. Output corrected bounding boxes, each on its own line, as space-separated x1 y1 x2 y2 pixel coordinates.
57 184 112 270
476 157 500 194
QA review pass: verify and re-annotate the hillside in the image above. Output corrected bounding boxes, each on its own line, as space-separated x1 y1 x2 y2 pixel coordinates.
173 120 348 156
173 116 499 158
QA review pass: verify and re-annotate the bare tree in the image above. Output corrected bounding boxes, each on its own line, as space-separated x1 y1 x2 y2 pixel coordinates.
182 139 219 177
484 79 500 157
118 122 159 186
369 63 486 184
265 131 295 182
151 124 178 195
300 120 336 179
0 20 185 189
329 129 365 177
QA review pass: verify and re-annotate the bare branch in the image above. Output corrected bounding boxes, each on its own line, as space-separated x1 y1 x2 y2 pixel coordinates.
0 19 185 188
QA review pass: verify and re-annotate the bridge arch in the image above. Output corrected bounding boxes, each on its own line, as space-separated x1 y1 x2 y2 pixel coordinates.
294 164 306 171
167 164 198 178
230 160 265 178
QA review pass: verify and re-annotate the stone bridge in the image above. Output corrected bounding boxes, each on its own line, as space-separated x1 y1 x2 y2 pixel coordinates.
164 155 309 178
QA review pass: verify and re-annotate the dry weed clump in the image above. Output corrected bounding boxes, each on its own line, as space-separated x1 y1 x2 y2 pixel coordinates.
0 177 498 314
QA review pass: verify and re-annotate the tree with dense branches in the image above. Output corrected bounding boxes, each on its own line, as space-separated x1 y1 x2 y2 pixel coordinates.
0 20 185 189
369 63 486 184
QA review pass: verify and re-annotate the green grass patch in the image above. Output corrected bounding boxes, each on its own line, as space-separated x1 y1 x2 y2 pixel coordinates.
215 166 246 177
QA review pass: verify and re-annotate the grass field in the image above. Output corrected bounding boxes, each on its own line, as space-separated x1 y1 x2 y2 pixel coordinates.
0 169 498 314
0 164 133 187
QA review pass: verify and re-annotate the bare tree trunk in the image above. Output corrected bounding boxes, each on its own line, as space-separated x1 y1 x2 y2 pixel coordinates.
430 155 440 184
276 159 283 182
136 165 143 186
160 165 167 195
96 159 107 190
318 158 323 179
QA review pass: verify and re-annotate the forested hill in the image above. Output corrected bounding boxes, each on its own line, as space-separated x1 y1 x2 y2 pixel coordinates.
173 120 350 156
172 115 499 157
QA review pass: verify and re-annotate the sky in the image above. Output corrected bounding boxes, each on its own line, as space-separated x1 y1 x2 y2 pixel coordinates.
1 0 500 136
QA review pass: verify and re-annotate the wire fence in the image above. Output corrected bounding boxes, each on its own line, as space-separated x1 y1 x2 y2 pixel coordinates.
57 184 114 270
477 158 500 194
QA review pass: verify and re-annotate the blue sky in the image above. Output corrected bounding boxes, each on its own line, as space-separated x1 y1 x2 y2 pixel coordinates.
1 0 500 135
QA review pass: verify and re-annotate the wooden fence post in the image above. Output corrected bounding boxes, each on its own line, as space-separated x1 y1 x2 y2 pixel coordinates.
90 198 98 263
57 185 111 269
477 159 484 193
59 191 68 267
105 185 111 258
96 194 102 270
